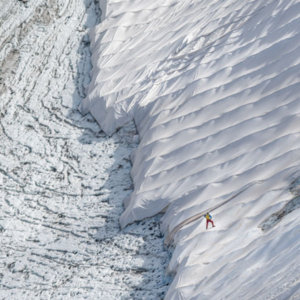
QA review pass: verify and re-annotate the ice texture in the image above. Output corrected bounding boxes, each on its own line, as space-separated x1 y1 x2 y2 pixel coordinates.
0 0 170 298
82 0 300 298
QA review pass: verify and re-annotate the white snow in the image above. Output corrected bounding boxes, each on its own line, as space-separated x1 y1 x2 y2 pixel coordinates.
82 0 300 298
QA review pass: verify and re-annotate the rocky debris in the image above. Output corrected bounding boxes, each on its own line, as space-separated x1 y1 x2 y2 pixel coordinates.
260 196 300 231
260 177 300 231
290 176 300 196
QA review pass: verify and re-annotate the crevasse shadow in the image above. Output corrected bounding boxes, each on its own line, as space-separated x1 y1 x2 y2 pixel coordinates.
91 131 172 299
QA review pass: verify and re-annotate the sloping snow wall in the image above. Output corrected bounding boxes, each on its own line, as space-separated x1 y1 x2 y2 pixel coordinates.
80 0 300 298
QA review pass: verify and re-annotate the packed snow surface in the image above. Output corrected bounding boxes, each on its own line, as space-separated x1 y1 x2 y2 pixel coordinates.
82 0 300 298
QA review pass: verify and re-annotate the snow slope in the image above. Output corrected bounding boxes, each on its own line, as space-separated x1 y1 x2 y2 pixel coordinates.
81 0 300 299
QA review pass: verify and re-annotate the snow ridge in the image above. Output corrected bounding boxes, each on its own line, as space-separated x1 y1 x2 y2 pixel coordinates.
82 0 300 298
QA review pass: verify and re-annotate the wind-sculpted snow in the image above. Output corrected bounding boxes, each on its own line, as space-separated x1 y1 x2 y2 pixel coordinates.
82 0 300 298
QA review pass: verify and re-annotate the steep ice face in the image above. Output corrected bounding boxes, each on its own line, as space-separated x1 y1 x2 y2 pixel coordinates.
83 0 300 298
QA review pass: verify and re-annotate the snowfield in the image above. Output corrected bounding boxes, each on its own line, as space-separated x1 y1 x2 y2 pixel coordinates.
81 0 300 299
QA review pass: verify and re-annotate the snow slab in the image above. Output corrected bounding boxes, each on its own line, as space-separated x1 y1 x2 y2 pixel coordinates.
82 0 300 299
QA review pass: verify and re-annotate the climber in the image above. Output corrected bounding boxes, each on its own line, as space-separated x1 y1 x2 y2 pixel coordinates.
204 212 215 230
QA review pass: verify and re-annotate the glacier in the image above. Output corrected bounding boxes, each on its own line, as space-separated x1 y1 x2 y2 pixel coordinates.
81 0 300 298
0 0 170 298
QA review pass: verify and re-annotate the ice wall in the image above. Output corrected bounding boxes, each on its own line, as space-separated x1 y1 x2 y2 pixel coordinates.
81 0 300 298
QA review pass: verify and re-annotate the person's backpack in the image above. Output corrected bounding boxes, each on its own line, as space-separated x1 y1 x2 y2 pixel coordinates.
204 213 212 219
